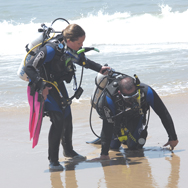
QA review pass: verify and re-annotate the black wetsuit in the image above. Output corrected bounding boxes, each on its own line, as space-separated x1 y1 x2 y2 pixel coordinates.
98 83 177 155
24 39 102 163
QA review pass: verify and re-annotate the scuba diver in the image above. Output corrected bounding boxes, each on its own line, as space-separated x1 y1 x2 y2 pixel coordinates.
91 73 178 160
24 22 110 171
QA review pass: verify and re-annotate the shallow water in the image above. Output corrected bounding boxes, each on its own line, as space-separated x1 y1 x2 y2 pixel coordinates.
1 0 188 109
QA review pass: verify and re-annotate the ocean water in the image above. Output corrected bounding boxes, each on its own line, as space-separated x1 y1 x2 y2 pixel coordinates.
1 0 188 109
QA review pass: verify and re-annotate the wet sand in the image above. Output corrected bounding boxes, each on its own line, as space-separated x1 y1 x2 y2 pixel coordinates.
0 93 188 188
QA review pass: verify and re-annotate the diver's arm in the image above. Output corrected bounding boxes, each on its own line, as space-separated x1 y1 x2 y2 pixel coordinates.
146 86 178 147
99 66 111 75
78 54 110 74
24 58 42 85
86 58 110 74
42 86 52 100
24 45 54 88
164 140 179 150
85 58 102 72
91 120 113 161
24 48 46 83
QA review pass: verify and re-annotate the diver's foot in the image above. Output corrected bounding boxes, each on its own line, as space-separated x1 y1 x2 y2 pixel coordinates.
63 150 86 160
49 161 64 172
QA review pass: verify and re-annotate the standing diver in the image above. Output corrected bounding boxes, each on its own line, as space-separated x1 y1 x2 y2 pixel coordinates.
91 74 178 160
24 23 110 170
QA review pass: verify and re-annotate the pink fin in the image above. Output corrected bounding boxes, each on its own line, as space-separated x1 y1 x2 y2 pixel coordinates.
32 91 44 148
27 86 35 140
27 86 44 148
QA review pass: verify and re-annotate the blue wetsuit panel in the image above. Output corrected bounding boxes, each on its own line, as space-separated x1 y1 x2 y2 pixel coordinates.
106 95 119 149
43 45 56 64
106 95 115 115
45 94 70 118
146 86 154 108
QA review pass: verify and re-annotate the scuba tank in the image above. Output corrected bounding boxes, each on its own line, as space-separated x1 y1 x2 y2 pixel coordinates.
17 32 47 81
91 64 110 109
91 72 108 109
17 18 70 81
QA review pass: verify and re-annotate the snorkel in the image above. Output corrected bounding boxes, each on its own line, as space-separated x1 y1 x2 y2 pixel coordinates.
134 74 144 114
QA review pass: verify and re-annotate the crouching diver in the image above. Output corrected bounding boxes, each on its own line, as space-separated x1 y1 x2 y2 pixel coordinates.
91 73 178 160
24 23 110 171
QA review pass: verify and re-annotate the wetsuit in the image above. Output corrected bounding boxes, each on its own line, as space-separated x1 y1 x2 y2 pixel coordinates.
24 39 102 164
98 83 177 155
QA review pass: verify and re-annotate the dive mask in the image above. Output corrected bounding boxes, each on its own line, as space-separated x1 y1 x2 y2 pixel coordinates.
120 91 139 103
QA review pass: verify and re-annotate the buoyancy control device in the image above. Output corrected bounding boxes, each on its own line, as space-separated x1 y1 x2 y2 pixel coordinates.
17 17 101 111
89 70 150 144
91 72 108 109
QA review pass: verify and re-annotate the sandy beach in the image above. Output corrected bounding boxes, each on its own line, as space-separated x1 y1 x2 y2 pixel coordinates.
1 0 188 187
0 93 188 188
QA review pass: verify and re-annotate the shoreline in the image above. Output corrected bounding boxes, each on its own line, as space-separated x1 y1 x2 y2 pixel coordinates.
1 91 188 112
0 91 187 188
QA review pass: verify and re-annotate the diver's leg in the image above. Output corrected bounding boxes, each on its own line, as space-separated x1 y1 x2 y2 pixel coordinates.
110 134 121 150
56 81 85 159
48 111 64 170
61 112 74 156
61 110 86 159
100 119 114 155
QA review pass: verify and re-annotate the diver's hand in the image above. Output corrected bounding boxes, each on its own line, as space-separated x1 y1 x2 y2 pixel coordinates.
42 87 52 100
163 140 179 150
91 155 110 161
99 66 111 75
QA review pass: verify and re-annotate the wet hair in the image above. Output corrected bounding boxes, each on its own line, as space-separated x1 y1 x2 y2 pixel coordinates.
118 76 137 95
62 24 85 42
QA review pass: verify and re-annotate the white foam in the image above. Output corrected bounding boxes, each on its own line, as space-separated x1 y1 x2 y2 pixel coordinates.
1 5 188 56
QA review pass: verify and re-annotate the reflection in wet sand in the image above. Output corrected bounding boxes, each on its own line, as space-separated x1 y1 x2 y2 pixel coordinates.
165 154 180 188
49 148 180 188
50 172 64 188
50 159 84 188
99 149 154 188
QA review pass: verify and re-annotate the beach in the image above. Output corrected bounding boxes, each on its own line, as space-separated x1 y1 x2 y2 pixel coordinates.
1 0 188 187
0 93 187 188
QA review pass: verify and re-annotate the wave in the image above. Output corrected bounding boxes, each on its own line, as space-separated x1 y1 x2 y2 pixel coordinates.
81 5 188 46
1 4 188 56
